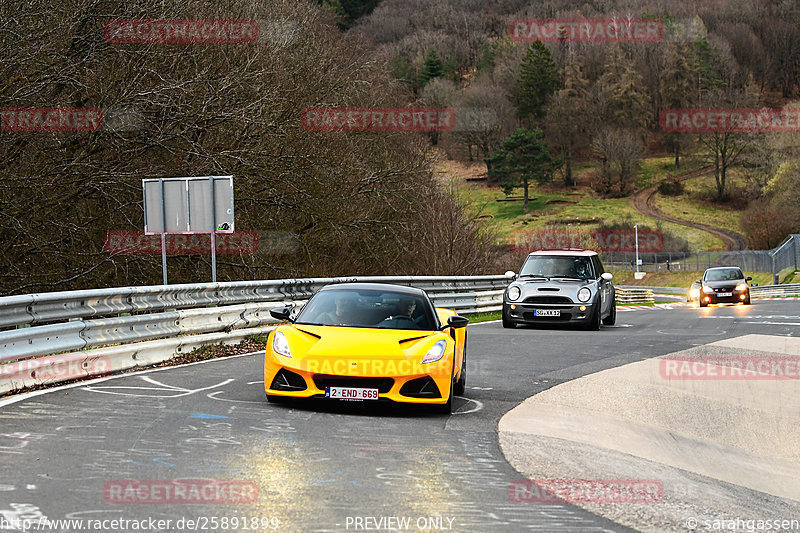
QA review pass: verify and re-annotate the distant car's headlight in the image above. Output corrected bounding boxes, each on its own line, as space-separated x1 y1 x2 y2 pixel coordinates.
703 285 714 294
272 330 292 358
735 282 748 291
689 288 700 298
507 286 521 301
421 340 447 364
577 287 591 302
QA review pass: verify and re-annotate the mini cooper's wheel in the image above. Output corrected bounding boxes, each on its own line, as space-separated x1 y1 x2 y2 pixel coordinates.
502 308 516 329
454 333 467 396
602 301 616 325
586 303 601 330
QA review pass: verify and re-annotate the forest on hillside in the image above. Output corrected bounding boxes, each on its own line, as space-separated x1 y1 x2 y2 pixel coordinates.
346 0 800 247
2 0 800 294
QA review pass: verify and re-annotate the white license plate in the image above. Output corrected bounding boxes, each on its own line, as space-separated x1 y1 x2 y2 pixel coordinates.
717 292 732 297
325 387 379 400
533 309 561 317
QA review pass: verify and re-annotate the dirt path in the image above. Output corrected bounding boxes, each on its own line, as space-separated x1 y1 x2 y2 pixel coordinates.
631 166 749 251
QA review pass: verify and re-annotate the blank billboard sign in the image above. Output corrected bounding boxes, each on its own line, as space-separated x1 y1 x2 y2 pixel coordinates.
143 176 234 234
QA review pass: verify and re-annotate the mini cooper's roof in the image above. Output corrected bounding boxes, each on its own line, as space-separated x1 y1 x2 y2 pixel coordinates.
527 249 598 257
318 282 426 297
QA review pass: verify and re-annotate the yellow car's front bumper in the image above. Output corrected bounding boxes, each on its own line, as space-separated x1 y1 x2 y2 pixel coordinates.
263 325 462 405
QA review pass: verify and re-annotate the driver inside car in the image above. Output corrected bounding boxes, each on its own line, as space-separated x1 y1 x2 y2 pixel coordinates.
573 259 590 278
381 296 423 329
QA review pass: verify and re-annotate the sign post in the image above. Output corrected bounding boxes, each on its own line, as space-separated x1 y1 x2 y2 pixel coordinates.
143 176 234 284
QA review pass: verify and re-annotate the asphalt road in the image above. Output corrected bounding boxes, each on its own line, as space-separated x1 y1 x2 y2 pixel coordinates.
0 300 798 533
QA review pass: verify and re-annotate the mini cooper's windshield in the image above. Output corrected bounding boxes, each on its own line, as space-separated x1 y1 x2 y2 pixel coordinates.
519 255 595 280
295 288 437 330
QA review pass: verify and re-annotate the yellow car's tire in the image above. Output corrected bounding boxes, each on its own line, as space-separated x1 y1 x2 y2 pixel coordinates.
453 333 467 396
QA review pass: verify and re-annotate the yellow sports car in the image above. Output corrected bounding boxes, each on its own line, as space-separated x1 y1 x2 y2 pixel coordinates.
264 283 469 413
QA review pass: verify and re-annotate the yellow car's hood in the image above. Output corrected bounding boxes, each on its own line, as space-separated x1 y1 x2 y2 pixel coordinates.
286 324 439 358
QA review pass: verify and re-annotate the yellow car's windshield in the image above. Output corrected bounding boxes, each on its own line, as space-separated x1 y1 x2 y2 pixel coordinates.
295 288 437 331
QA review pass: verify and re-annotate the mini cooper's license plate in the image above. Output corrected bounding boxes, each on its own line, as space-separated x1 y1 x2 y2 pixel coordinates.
325 387 379 400
717 292 732 297
533 309 561 317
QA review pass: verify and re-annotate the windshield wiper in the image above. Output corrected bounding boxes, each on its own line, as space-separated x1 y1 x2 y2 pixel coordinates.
549 276 586 281
519 274 549 280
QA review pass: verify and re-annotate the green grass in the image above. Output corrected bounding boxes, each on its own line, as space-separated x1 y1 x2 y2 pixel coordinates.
656 194 741 236
462 310 501 323
458 152 744 253
638 155 707 188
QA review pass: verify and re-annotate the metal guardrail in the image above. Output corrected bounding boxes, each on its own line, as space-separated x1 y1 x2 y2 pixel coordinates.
751 284 800 298
0 276 511 363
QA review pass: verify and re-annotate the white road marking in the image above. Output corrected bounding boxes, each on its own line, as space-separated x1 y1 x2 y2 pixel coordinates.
452 397 483 415
0 351 260 408
83 377 235 398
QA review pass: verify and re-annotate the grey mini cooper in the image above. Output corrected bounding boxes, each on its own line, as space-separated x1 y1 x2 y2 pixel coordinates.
502 249 616 330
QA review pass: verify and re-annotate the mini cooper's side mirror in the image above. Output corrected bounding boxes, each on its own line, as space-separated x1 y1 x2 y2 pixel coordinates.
601 272 613 281
746 276 752 281
270 306 292 321
446 315 470 329
504 270 517 280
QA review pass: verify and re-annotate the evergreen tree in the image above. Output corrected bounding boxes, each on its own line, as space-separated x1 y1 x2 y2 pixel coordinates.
598 45 649 130
514 41 559 122
486 128 560 212
419 50 444 86
545 60 589 186
661 42 695 168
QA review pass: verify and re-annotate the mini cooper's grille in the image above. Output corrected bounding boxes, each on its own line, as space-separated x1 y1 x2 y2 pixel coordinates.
399 376 442 398
313 375 394 393
270 369 307 391
523 296 573 304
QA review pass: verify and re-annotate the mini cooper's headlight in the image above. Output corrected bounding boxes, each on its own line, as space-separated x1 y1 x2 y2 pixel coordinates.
577 287 591 302
507 286 521 301
421 340 447 364
735 282 748 292
703 285 714 294
272 330 292 358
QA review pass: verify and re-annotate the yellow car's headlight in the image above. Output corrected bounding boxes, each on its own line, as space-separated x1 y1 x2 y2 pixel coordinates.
273 330 292 358
421 340 447 364
735 283 748 291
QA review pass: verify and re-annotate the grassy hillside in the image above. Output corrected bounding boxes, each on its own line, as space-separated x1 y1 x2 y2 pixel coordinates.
445 154 729 252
